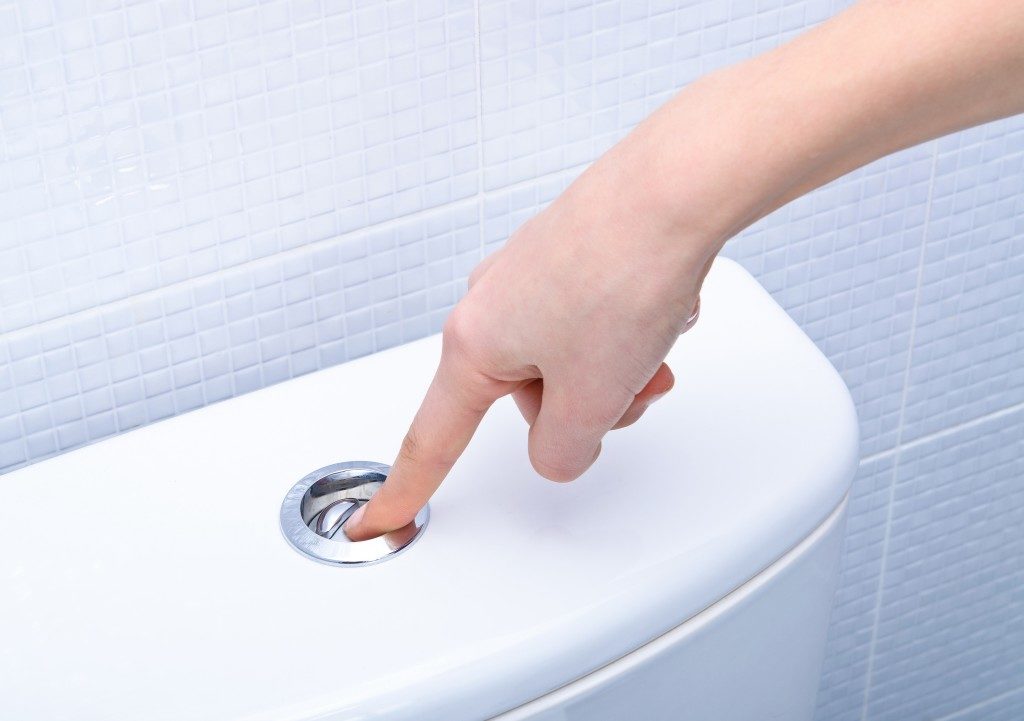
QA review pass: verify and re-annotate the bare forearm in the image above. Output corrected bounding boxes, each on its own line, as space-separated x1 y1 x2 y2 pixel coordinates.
350 0 1024 539
599 0 1024 258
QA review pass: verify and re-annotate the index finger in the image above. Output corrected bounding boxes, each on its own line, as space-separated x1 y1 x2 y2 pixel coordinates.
342 345 504 540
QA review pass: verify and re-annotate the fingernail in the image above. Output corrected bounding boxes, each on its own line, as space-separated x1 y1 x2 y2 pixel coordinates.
341 504 366 540
648 391 669 407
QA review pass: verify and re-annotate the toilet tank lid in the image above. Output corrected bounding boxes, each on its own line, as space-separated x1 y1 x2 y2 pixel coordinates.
0 258 858 721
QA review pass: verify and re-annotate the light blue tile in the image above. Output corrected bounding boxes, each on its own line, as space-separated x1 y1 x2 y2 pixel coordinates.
815 454 897 721
938 688 1024 721
864 408 1024 721
726 143 933 457
0 0 479 334
478 0 845 192
0 200 478 473
0 4 1021 720
901 117 1024 442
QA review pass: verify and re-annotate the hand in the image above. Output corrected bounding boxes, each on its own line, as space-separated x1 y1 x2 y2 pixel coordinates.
343 149 715 540
344 0 1024 540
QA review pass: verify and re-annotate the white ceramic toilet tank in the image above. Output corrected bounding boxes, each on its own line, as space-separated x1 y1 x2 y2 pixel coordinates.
0 258 859 721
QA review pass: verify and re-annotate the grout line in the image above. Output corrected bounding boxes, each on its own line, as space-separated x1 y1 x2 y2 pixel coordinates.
472 0 487 260
0 194 470 345
0 168 593 351
889 401 1024 456
931 686 1024 721
480 158 592 200
3 6 594 349
473 0 485 199
857 400 1024 467
858 139 941 721
858 447 899 465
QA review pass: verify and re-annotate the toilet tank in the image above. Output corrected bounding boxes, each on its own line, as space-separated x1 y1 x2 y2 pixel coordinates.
0 258 859 721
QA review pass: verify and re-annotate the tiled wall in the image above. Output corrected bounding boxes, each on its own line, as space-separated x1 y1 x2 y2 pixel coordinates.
811 118 1024 721
0 2 1021 720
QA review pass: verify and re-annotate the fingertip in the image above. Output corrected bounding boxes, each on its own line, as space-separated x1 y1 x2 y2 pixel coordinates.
340 504 369 541
342 482 425 541
649 362 675 396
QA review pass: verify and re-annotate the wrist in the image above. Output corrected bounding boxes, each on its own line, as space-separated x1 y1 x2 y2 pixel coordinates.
614 0 1024 256
619 61 830 255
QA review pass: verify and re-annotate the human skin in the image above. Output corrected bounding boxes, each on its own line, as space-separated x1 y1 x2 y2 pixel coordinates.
344 0 1024 540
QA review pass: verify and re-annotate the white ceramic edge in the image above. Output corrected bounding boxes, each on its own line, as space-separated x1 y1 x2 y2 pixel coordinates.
490 493 851 720
0 258 863 721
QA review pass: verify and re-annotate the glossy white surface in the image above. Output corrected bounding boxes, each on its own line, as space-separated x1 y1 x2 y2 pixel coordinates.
497 498 848 721
0 258 859 721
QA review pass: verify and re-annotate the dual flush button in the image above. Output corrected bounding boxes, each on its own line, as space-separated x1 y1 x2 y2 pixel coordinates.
314 496 364 540
280 461 429 567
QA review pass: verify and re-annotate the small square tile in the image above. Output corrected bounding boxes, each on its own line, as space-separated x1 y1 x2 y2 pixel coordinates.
864 409 1024 721
0 0 480 335
726 143 934 457
940 688 1024 721
815 453 897 721
0 199 479 473
900 117 1024 442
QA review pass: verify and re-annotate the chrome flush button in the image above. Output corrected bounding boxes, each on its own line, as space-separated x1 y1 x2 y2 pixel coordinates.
280 461 429 566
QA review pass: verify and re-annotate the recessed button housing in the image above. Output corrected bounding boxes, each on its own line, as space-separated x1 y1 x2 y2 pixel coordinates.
280 461 429 566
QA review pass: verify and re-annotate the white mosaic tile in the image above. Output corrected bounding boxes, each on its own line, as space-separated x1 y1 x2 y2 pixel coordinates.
900 116 1024 442
0 0 479 335
0 199 479 473
938 688 1024 721
478 0 846 191
864 408 1024 721
1 3 1023 719
725 142 934 457
480 164 581 256
814 453 897 721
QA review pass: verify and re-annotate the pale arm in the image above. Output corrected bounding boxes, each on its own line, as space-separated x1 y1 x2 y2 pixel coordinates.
345 0 1024 540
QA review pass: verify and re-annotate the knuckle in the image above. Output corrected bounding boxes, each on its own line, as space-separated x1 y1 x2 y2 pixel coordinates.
467 265 485 288
441 305 479 356
441 306 499 384
397 426 425 467
398 425 458 476
467 250 500 289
